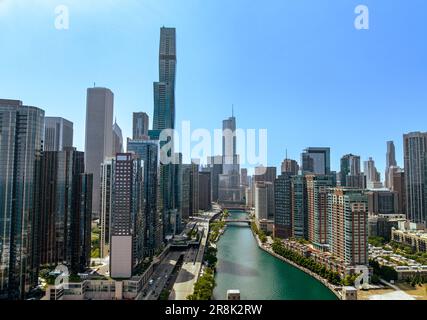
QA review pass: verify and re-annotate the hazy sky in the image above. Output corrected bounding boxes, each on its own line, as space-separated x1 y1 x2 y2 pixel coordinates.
1 0 426 175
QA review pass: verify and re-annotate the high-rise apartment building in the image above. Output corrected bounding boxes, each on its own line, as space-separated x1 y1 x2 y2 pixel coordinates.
127 140 160 256
199 171 212 211
39 148 93 274
190 161 200 215
180 164 192 221
85 87 114 218
110 154 143 278
291 175 308 239
306 175 334 250
329 188 368 266
0 99 44 299
274 173 293 239
133 112 149 140
72 173 93 274
391 167 406 215
301 147 331 175
255 182 269 222
44 117 73 151
404 132 427 226
100 158 114 258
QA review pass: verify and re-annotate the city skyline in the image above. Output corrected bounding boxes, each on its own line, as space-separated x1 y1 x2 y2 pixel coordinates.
1 1 427 303
1 1 427 173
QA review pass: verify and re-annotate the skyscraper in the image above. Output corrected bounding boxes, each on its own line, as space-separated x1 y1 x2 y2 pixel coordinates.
112 120 124 156
110 153 143 278
85 87 114 218
329 188 368 266
274 173 293 239
218 114 242 203
306 174 334 250
340 154 363 188
133 112 149 140
254 166 277 183
190 161 200 215
364 157 382 189
291 175 308 239
0 99 44 299
127 140 160 256
199 171 212 211
153 27 176 131
255 182 270 224
72 173 93 274
180 164 192 221
385 141 397 189
208 155 223 202
153 27 178 239
39 148 92 274
241 168 248 187
281 158 299 175
403 132 427 225
301 147 331 175
100 158 114 258
44 117 73 151
391 167 406 215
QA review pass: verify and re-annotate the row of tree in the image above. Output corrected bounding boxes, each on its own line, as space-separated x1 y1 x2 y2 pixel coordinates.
251 222 267 243
187 268 216 300
272 240 342 286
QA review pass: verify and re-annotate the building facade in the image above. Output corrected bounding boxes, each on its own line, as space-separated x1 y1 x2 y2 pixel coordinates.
301 147 331 175
328 188 368 266
404 132 427 226
133 112 149 140
274 173 293 239
110 154 144 278
44 117 73 151
0 99 45 299
85 87 114 218
306 175 334 250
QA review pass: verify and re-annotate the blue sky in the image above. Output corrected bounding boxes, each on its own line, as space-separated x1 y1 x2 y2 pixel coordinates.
1 0 426 176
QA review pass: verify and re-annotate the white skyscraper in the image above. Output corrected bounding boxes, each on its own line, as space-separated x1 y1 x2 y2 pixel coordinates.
85 87 114 217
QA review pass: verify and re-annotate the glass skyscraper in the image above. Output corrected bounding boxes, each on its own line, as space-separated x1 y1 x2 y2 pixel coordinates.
127 140 160 256
0 99 44 300
39 148 92 274
152 27 178 239
404 132 427 226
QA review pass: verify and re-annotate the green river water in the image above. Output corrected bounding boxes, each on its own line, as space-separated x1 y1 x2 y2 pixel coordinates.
213 210 338 300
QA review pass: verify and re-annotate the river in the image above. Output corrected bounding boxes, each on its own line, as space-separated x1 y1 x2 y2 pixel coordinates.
213 210 338 300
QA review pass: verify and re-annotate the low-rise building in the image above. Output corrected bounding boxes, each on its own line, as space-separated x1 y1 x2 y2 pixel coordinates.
391 228 427 253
